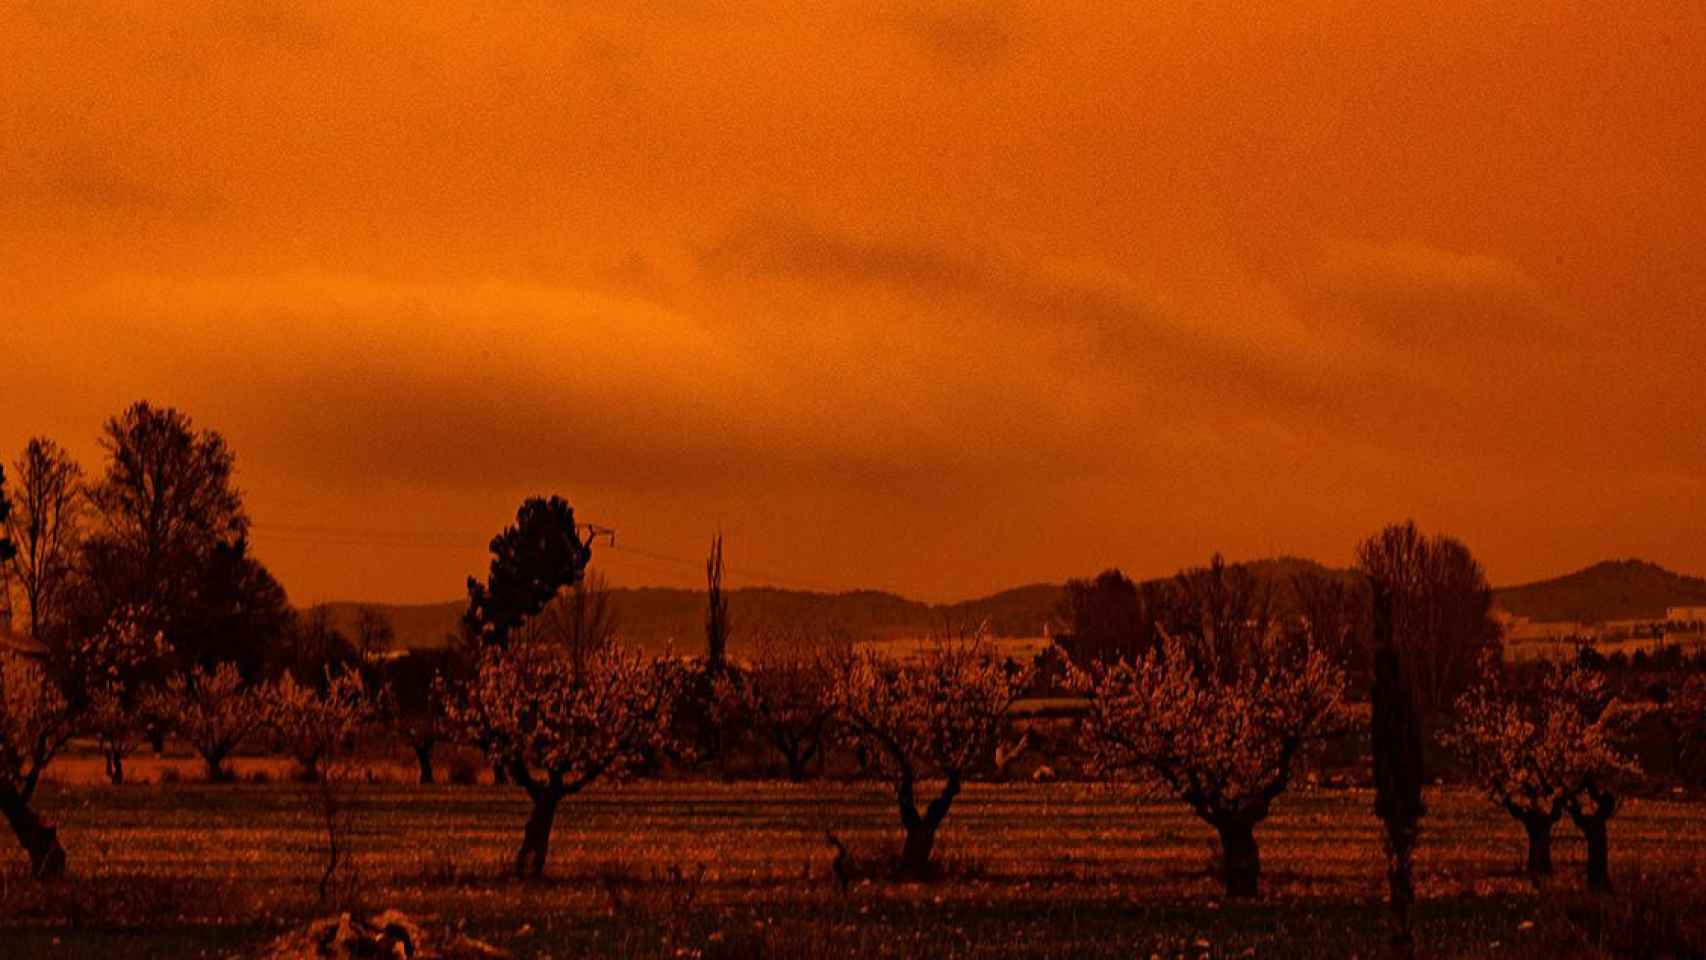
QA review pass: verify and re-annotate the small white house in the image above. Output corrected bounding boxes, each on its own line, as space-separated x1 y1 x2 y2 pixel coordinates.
1667 605 1706 624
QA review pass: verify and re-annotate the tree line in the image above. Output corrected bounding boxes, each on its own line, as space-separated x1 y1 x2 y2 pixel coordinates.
3 402 1705 950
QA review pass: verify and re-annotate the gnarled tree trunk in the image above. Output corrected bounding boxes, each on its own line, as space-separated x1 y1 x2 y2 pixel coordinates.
414 743 436 785
1370 583 1426 952
1211 816 1261 898
895 773 960 882
1569 785 1618 894
1521 813 1555 884
201 747 235 783
1 788 66 881
514 785 563 881
105 749 125 786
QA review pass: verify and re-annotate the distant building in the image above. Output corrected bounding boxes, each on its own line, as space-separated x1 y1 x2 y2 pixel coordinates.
1666 606 1706 624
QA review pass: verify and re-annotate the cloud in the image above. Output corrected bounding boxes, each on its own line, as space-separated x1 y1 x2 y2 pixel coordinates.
1305 240 1564 349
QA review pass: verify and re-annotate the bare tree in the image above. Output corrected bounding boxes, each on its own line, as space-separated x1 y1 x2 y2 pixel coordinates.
706 533 729 673
267 669 374 901
444 640 679 880
379 649 450 785
834 630 1029 881
82 403 292 677
512 573 620 675
3 439 84 642
1289 569 1367 678
1355 521 1501 727
713 629 841 781
352 606 395 661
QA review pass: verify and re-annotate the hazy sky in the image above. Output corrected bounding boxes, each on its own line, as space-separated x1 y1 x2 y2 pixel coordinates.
4 1 1703 604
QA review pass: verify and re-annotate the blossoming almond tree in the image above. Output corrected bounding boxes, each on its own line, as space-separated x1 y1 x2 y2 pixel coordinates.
712 630 841 782
268 670 374 782
834 631 1030 881
1442 660 1637 887
148 662 269 782
73 612 168 786
1075 629 1347 899
444 640 679 880
0 651 73 879
3 609 166 877
267 668 375 900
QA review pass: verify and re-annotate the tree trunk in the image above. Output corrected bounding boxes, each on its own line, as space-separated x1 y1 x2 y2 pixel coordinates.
1381 819 1419 951
0 788 66 881
1523 815 1554 884
1569 785 1617 894
105 749 125 786
414 744 436 785
1579 816 1610 893
897 821 939 881
1214 817 1261 899
203 750 234 783
784 748 808 783
894 775 959 882
513 789 563 881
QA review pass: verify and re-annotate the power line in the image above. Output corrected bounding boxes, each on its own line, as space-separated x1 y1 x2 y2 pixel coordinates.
249 520 872 594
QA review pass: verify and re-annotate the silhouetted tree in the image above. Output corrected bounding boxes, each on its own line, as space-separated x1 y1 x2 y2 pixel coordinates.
280 607 362 684
1290 570 1368 680
462 496 595 649
380 649 452 785
1355 521 1500 728
706 533 729 673
1171 554 1275 683
1056 569 1144 664
1369 579 1424 948
0 465 13 621
80 403 291 676
511 572 619 676
3 439 84 643
352 606 395 661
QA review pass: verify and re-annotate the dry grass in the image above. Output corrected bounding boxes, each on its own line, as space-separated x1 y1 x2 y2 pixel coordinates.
3 780 1703 958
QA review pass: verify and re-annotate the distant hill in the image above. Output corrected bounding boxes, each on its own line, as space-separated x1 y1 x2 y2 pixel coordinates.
331 554 1706 652
319 584 1070 655
1493 559 1706 624
315 555 1348 654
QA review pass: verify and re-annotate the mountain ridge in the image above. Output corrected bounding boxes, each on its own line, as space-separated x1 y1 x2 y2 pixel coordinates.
317 557 1706 653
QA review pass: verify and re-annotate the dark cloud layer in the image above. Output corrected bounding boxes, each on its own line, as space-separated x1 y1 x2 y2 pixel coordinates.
3 1 1703 602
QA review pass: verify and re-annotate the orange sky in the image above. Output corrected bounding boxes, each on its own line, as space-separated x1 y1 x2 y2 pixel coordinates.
3 1 1703 604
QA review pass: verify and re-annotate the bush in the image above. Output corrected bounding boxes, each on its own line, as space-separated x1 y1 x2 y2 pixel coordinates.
1525 869 1706 958
446 754 483 786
